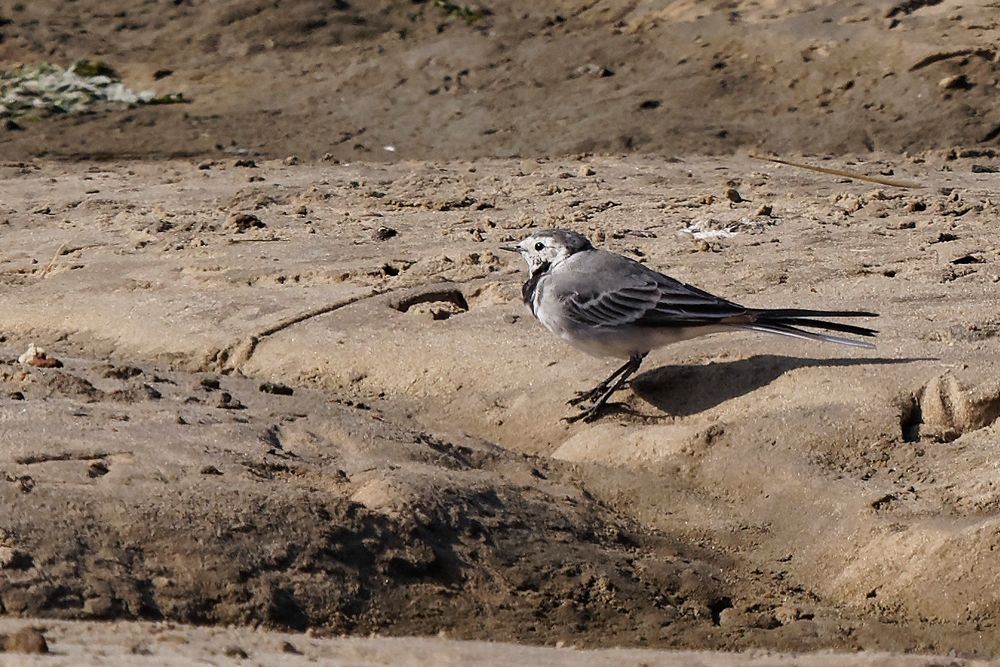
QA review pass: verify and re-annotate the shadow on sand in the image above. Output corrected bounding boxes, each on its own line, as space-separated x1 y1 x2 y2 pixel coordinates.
628 354 928 418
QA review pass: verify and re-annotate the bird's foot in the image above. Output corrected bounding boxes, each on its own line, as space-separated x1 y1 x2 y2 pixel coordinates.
566 385 608 407
563 400 617 423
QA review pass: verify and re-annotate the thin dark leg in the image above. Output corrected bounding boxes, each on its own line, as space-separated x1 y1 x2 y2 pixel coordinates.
564 353 647 423
567 357 636 406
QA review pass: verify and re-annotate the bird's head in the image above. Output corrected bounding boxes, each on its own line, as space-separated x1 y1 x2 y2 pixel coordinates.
501 229 594 274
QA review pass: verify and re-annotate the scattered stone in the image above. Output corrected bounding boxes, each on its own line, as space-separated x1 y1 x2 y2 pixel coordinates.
725 188 743 203
774 605 804 625
294 205 308 216
971 164 998 173
18 344 62 368
577 165 595 177
280 640 302 654
102 365 143 380
87 461 110 478
754 204 773 217
233 159 257 168
0 546 30 570
259 381 294 396
223 645 248 659
4 119 23 131
200 377 221 391
283 155 299 166
573 63 614 78
939 74 972 90
197 161 213 170
372 226 398 241
638 99 661 110
216 392 245 410
228 213 266 233
83 595 115 617
1 627 48 654
200 465 223 476
110 384 161 402
153 69 174 80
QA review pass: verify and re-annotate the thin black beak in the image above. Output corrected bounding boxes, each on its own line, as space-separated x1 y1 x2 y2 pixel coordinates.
499 245 521 253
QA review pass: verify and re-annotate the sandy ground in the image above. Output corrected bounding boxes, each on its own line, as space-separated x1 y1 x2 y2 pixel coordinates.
2 620 1000 667
3 0 1000 663
2 0 1000 161
4 621 1000 667
0 152 998 664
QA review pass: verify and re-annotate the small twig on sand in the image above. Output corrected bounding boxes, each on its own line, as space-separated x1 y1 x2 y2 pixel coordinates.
38 242 67 278
227 237 285 244
751 155 922 189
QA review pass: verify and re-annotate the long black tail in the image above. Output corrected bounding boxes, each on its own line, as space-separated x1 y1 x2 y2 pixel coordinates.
739 309 878 349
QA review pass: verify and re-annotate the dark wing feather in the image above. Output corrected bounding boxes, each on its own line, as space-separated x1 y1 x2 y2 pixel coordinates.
562 270 747 329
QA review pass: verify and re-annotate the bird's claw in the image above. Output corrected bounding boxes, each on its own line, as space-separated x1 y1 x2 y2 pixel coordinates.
562 402 609 423
566 386 606 406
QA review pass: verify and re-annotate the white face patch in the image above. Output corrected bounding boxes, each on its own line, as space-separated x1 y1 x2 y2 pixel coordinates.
517 235 575 273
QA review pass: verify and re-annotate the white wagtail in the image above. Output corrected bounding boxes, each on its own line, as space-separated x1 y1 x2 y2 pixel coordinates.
501 229 877 423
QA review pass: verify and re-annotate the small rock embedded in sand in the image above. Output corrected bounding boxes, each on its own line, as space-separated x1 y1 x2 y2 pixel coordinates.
233 159 257 168
372 226 398 241
577 165 596 177
939 74 971 90
200 377 221 391
0 546 29 569
88 461 110 478
284 155 299 166
17 343 62 368
279 640 302 654
774 605 804 625
259 381 293 396
102 365 143 379
228 213 266 233
200 465 223 475
1 627 49 654
216 392 245 410
573 63 614 78
725 188 743 203
223 645 249 659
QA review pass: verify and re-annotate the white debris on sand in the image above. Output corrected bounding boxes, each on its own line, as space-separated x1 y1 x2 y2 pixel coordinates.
0 61 182 118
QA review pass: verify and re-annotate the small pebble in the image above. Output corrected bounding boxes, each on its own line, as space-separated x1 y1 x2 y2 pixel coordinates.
228 213 265 233
259 382 294 396
200 377 221 391
372 226 398 241
2 628 48 654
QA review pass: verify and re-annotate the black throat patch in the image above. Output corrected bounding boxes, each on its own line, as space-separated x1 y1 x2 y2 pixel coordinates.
521 261 550 314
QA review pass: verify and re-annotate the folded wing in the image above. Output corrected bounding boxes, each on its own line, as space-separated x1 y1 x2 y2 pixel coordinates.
563 273 747 328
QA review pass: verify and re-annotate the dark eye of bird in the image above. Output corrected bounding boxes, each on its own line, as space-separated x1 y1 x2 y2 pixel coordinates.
534 242 545 251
